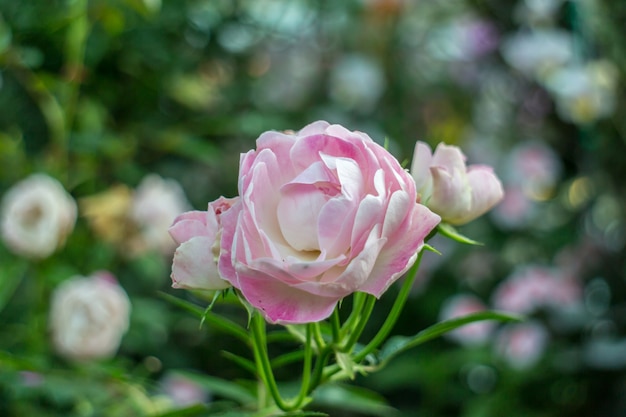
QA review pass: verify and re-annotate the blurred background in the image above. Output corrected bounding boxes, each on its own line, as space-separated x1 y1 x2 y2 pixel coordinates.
0 0 625 416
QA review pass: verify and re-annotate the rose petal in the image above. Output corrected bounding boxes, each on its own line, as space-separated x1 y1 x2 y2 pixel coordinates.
171 237 230 290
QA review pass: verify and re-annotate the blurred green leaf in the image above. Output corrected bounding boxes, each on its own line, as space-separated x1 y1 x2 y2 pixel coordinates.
172 371 256 406
378 311 523 366
311 383 397 416
158 292 249 342
0 260 27 313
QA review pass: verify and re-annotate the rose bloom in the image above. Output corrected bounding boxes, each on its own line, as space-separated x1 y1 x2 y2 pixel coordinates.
1 174 77 259
131 174 191 254
49 271 131 360
411 142 504 225
172 121 440 324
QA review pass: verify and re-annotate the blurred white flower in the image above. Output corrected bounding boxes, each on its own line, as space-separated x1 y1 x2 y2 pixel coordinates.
439 294 495 346
49 271 131 360
329 54 386 113
427 16 498 61
1 174 76 259
495 321 548 370
546 60 618 124
131 174 191 255
500 29 574 80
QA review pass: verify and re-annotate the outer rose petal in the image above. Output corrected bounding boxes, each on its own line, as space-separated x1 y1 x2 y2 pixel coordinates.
466 166 505 222
169 211 212 244
410 142 434 198
171 237 229 290
362 201 440 296
235 266 340 324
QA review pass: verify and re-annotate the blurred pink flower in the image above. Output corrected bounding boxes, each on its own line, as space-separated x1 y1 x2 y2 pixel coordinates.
49 271 131 361
1 174 76 259
507 141 562 199
491 186 535 229
439 294 495 346
161 373 209 407
495 322 548 370
169 197 237 290
215 121 440 324
411 142 504 225
492 265 582 314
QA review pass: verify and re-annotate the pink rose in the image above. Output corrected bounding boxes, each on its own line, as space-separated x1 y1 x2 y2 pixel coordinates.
169 197 237 290
410 142 504 225
216 121 440 324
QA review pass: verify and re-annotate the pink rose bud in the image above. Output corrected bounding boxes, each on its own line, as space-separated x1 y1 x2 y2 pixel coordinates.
169 196 237 290
49 273 131 360
216 121 440 324
411 142 504 225
1 174 77 259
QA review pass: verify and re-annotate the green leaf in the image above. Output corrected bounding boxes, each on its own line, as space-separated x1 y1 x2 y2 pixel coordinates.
312 384 397 416
335 352 356 380
378 311 523 366
172 371 257 406
148 404 209 417
221 350 257 375
437 223 483 245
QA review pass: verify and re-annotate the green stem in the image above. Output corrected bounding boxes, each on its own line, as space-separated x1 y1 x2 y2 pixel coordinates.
294 323 313 407
341 294 377 352
330 308 341 344
354 250 424 362
309 346 333 393
312 322 326 351
340 292 366 339
250 314 312 412
251 314 289 410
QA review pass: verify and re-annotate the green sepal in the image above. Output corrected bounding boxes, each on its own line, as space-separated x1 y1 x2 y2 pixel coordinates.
422 243 441 255
199 290 223 329
437 223 483 245
234 290 257 328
